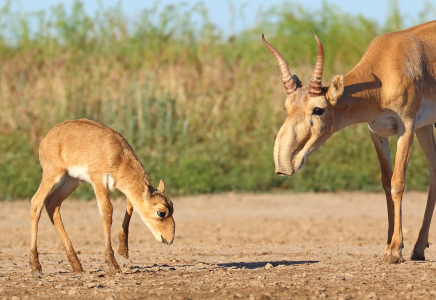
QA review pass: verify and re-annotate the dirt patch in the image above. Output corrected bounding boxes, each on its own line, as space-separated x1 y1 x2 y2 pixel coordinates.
2 192 436 299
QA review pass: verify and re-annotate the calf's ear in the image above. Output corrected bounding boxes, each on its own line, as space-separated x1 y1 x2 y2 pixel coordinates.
157 179 165 193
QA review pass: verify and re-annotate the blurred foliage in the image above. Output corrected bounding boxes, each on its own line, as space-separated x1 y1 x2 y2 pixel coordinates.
0 0 435 199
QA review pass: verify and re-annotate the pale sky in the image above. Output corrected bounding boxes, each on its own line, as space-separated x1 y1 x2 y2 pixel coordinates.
12 0 435 33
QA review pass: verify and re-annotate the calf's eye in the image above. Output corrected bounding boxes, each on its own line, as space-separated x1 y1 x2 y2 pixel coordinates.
312 107 325 115
157 211 166 218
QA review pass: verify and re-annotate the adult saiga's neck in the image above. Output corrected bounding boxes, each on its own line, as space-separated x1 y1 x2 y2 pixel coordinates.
334 69 382 131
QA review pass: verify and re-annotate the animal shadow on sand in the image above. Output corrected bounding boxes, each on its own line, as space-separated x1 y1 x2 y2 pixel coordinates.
217 260 319 270
123 260 319 272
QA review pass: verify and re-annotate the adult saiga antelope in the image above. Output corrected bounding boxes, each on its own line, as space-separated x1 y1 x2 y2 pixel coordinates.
29 119 175 274
263 21 436 263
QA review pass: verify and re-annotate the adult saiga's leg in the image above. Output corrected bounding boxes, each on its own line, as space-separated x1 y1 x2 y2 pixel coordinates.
386 125 415 263
118 199 134 259
44 174 83 272
369 129 395 258
29 168 64 274
411 124 436 260
92 180 121 273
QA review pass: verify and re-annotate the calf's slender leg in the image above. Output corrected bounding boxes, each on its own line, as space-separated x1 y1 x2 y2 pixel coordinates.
29 168 64 274
92 180 121 273
411 124 436 260
44 174 83 272
118 199 134 259
386 126 415 263
369 129 395 258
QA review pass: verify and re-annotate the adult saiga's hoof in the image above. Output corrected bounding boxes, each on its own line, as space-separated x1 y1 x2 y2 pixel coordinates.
386 253 405 264
384 246 404 263
118 230 129 259
411 252 425 261
411 242 429 261
411 246 426 261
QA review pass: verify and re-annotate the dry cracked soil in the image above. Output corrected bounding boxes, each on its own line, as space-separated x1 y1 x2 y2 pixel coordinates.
2 192 436 299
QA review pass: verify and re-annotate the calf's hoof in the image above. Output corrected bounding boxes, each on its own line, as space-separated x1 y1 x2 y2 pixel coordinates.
29 255 43 275
29 261 42 274
107 265 122 275
108 268 122 276
118 244 129 259
67 254 84 273
105 254 121 273
71 265 84 273
31 267 43 275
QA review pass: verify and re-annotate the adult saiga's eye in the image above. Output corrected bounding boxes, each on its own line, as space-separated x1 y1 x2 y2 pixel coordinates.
312 107 325 115
157 211 166 218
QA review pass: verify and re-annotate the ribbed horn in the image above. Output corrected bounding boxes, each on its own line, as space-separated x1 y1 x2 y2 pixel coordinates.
262 34 297 95
308 32 324 95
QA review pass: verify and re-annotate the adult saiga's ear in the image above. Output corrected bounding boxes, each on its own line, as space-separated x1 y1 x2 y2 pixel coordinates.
157 179 165 193
326 75 344 105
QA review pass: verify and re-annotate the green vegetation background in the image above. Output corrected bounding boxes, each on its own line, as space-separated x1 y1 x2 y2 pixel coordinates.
0 0 435 200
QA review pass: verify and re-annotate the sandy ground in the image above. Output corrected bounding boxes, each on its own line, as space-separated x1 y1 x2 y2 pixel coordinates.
2 192 436 299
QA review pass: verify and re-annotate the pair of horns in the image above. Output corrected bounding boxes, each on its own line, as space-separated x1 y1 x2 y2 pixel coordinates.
262 32 324 95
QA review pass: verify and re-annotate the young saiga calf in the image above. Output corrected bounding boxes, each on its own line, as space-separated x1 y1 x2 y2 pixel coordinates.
29 119 175 274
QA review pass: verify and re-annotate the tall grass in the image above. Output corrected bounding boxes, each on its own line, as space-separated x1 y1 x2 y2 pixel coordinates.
0 0 435 199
